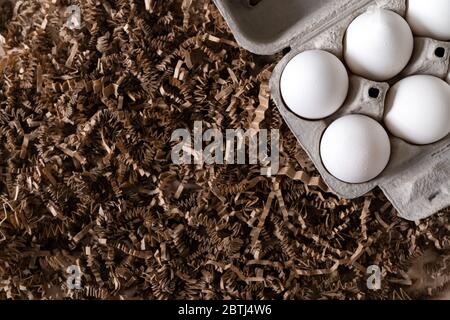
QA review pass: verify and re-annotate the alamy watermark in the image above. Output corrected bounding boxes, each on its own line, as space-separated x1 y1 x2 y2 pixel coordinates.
66 5 81 30
66 265 82 290
171 121 280 177
366 265 382 290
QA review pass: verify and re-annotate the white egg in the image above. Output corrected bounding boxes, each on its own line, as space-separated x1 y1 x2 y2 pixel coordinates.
407 0 450 41
280 50 349 120
384 75 450 145
344 8 414 81
320 115 391 184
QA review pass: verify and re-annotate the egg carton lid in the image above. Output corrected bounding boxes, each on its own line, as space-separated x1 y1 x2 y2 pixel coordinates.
213 0 382 55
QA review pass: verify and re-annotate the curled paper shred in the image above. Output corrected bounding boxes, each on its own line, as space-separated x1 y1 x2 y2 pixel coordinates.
278 166 329 192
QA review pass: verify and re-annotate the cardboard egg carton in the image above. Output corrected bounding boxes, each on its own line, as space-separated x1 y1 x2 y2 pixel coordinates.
213 0 450 221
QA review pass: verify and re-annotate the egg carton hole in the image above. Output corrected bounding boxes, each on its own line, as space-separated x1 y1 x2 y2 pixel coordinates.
368 87 380 99
245 0 263 7
282 47 291 55
434 47 446 58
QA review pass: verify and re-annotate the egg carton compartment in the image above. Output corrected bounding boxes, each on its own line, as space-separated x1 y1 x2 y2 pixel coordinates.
213 0 450 221
400 37 450 79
